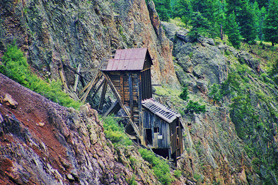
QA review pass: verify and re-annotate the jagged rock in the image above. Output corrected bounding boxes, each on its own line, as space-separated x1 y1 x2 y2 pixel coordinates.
0 0 179 87
237 51 261 73
3 93 18 109
177 56 193 73
198 36 215 46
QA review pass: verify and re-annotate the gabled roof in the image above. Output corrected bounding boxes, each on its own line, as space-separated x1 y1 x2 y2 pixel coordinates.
103 48 153 71
142 98 181 123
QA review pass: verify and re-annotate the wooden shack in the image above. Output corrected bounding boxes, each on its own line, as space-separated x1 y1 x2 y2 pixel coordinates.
142 98 183 160
88 48 184 161
101 48 153 127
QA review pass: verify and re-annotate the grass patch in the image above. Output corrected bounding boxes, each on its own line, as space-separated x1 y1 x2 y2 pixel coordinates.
138 148 173 185
101 116 133 146
0 44 82 109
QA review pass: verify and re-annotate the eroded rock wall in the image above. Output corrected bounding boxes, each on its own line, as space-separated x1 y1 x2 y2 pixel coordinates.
0 0 179 87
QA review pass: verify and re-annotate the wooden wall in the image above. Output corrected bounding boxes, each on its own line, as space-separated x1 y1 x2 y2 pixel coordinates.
141 69 152 100
142 110 170 149
143 109 183 158
170 119 183 157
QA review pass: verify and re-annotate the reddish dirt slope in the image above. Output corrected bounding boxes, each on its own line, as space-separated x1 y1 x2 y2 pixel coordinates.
0 73 134 184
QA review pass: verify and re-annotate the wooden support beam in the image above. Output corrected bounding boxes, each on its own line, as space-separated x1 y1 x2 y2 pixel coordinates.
102 73 141 138
73 64 81 92
103 100 121 117
128 73 133 120
98 79 107 111
79 71 102 95
63 63 90 82
59 69 69 92
91 79 105 100
80 71 103 103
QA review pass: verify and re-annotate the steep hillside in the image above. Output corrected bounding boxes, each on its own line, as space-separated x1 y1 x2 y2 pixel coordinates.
161 22 278 184
1 0 278 184
0 73 161 184
0 0 178 86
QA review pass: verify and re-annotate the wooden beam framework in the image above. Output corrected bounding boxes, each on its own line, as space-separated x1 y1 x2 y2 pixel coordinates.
102 73 141 139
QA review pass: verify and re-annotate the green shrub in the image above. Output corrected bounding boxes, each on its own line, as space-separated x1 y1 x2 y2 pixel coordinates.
0 44 82 109
208 83 223 102
186 100 206 114
179 86 189 101
126 174 137 185
138 148 172 185
174 170 182 178
102 116 132 146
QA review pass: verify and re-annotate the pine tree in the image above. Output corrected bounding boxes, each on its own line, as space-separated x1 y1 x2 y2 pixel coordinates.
250 0 269 9
264 0 278 46
226 12 241 48
153 0 172 21
188 12 210 41
238 3 257 43
258 6 267 41
172 0 191 19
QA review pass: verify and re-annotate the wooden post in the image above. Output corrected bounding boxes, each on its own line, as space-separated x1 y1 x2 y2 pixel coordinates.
99 79 108 111
73 64 81 92
137 73 142 112
59 69 69 92
128 73 133 119
120 74 124 103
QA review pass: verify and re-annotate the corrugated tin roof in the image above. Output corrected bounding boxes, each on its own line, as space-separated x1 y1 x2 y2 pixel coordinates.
142 98 181 123
103 48 152 71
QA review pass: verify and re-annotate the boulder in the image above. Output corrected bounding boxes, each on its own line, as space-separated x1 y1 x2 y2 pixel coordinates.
3 93 18 109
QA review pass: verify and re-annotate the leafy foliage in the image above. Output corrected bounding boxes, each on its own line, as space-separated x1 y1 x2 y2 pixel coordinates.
0 44 82 109
173 170 182 178
186 100 206 114
179 86 189 101
102 116 133 146
138 148 172 185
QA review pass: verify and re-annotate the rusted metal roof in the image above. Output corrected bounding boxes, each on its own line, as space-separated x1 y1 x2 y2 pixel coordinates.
142 98 181 123
103 48 152 71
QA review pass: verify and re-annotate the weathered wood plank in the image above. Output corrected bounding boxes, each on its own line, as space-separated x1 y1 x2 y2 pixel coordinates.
98 79 107 110
91 79 105 100
120 74 124 103
73 64 81 92
138 73 142 111
79 71 102 95
59 69 69 92
80 72 103 103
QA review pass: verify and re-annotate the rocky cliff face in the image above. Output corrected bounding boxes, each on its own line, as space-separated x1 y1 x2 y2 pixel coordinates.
162 22 278 184
0 0 179 86
0 73 161 185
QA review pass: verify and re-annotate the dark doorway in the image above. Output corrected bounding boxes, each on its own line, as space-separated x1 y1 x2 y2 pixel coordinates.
153 149 170 159
145 129 152 145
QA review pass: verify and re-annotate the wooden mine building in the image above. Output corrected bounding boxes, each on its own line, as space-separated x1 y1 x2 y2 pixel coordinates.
80 48 183 160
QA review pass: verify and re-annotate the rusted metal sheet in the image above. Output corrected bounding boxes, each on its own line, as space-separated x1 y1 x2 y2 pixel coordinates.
103 48 153 71
142 98 181 123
